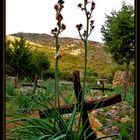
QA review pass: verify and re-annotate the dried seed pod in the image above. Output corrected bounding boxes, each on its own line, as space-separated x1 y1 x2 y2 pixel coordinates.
61 24 66 30
91 26 95 29
56 14 63 21
54 4 59 10
83 30 87 37
78 3 82 8
91 2 95 11
90 20 94 25
76 24 83 31
58 0 64 5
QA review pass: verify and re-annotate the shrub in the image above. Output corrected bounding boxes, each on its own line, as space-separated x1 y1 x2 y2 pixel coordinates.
31 50 50 79
93 72 98 77
44 68 55 79
59 71 72 81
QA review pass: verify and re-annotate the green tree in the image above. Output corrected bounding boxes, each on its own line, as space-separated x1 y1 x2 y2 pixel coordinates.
6 37 33 86
101 1 134 98
6 39 14 75
31 50 50 79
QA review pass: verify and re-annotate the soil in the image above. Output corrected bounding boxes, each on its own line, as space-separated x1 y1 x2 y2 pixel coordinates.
6 111 40 136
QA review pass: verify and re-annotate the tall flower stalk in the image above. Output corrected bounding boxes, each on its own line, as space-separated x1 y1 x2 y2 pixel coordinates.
76 0 95 111
51 0 66 108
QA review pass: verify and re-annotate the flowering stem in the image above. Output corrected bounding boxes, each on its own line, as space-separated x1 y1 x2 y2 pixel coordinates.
51 0 66 113
76 1 96 138
55 36 60 108
82 5 89 103
81 2 90 125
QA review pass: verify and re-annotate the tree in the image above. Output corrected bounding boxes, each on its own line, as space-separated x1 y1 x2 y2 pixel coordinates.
31 50 50 79
6 37 33 87
101 1 134 98
6 39 14 75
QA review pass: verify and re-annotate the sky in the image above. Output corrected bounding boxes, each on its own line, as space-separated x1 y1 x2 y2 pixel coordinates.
6 0 134 43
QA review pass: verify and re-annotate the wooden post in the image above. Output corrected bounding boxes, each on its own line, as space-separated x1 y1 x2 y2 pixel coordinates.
32 74 39 95
39 71 122 140
101 80 105 96
72 70 96 139
39 94 122 117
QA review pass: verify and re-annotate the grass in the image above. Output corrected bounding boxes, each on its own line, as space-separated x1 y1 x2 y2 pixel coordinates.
6 93 92 139
6 27 134 139
6 78 134 139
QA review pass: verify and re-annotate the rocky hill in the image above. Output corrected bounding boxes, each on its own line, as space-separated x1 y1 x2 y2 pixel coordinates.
7 33 122 81
10 32 104 48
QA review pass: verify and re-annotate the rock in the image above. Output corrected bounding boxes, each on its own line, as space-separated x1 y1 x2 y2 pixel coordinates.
111 109 117 116
70 44 76 47
89 115 103 129
105 118 112 125
104 126 119 135
115 117 121 123
121 116 130 123
105 112 112 118
90 110 98 117
96 131 112 140
97 96 103 100
112 71 125 87
99 108 104 112
85 95 94 102
111 106 117 110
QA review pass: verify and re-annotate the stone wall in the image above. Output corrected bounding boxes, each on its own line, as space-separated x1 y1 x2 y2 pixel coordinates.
112 71 126 88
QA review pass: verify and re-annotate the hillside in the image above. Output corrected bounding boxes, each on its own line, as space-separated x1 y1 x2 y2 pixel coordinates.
10 32 103 47
7 33 122 81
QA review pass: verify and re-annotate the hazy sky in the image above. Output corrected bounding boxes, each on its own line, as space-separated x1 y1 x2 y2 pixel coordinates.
6 0 134 42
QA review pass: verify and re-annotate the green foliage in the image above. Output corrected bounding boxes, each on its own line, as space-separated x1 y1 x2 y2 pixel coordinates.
30 50 50 79
6 93 97 140
6 40 14 76
15 93 34 113
59 71 72 81
125 86 134 107
6 80 15 97
6 37 33 80
101 1 134 65
6 37 50 81
119 122 134 140
45 68 55 79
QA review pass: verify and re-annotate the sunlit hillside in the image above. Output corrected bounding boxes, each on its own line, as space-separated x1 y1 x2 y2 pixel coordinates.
6 33 123 81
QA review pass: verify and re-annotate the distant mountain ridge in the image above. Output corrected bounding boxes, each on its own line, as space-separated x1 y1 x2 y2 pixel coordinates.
10 32 104 48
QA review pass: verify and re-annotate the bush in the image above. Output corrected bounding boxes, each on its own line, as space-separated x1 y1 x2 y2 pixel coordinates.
6 37 34 80
93 72 98 77
44 68 55 79
31 50 50 79
59 71 72 81
6 37 50 81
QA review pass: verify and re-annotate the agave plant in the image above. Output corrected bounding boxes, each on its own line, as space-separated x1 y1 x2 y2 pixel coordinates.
51 0 66 109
